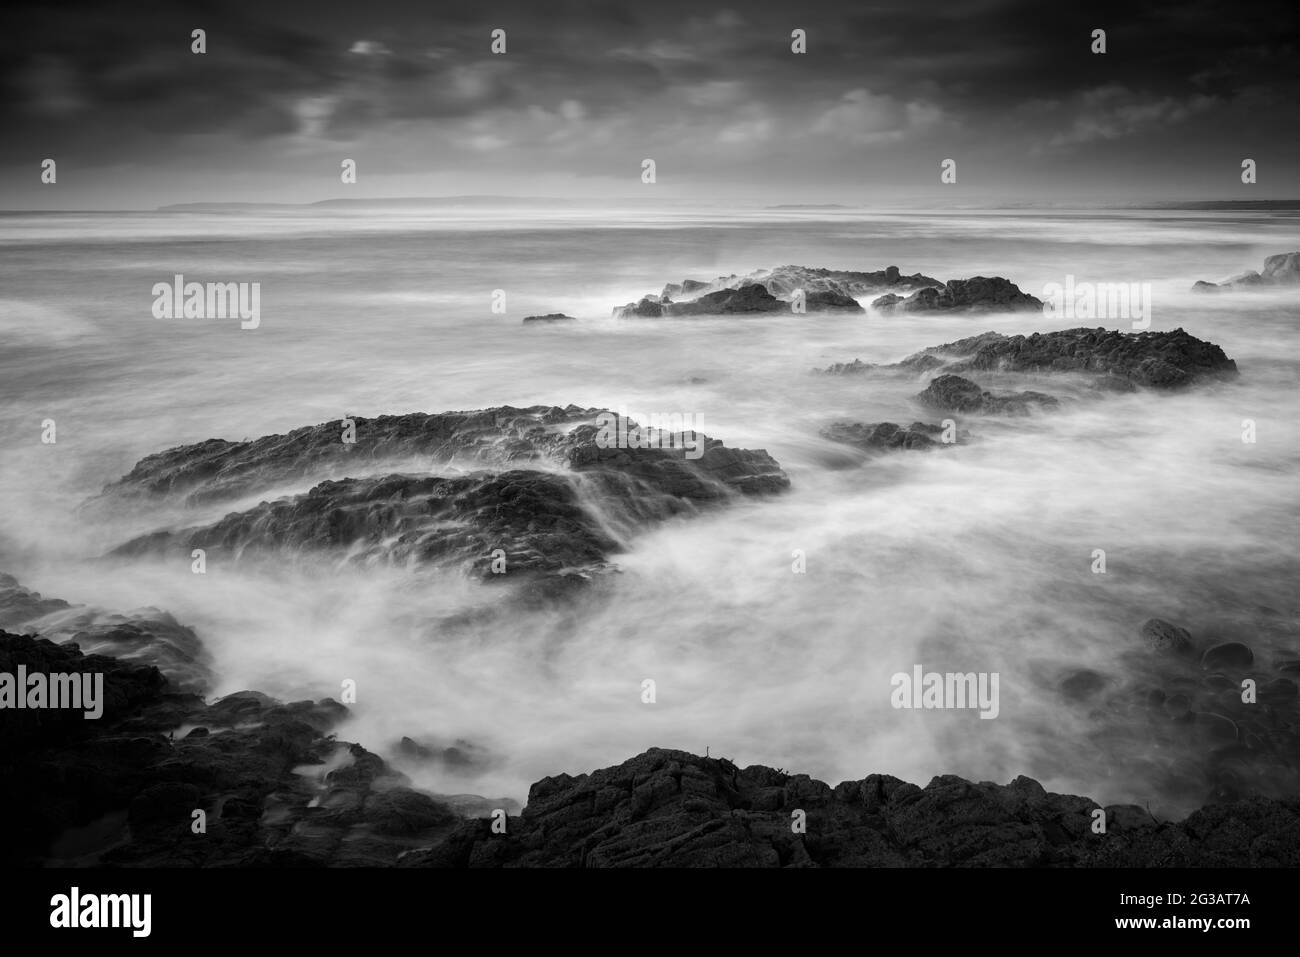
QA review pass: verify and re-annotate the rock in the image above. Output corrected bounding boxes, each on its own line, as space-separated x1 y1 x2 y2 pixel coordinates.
915 374 1059 415
521 313 577 323
820 421 959 452
1141 618 1194 655
0 630 469 867
102 409 789 594
397 746 1300 868
872 276 1042 313
0 573 71 629
893 327 1238 389
1201 642 1254 671
95 405 787 507
1193 251 1300 290
1060 669 1108 701
613 265 943 318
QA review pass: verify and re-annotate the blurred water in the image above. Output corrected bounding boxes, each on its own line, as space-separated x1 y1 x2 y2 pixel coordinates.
1 205 1298 816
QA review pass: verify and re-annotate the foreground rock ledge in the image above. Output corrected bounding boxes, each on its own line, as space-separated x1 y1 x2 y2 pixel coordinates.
5 632 1299 868
399 747 1300 867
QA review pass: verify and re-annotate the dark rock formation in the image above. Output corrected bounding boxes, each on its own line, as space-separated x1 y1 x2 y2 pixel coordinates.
891 327 1237 389
916 374 1059 415
613 265 943 318
872 277 1042 313
1192 252 1300 291
1141 618 1194 656
0 574 211 692
96 405 788 507
112 471 622 585
96 408 788 592
821 421 963 452
521 313 577 323
396 747 1300 867
0 631 491 867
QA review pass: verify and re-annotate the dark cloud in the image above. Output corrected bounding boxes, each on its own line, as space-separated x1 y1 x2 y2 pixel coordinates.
1 0 1296 203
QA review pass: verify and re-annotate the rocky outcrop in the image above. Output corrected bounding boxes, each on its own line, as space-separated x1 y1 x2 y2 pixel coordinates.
1193 252 1300 291
820 421 963 452
522 313 577 323
396 746 1300 867
872 277 1042 313
613 265 943 318
899 327 1238 389
0 573 210 692
112 470 622 585
916 374 1059 415
95 408 789 593
95 406 787 508
10 605 1300 867
822 328 1239 391
0 631 515 867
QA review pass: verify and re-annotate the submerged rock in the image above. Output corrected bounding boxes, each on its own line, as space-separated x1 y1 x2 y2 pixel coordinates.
915 374 1059 415
1192 252 1300 291
1141 618 1194 656
820 421 961 451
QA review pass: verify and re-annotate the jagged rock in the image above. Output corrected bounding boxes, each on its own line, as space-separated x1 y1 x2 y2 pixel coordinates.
395 747 1300 867
111 471 622 585
95 406 788 507
915 375 1059 415
872 277 1042 313
614 265 943 318
0 573 70 628
0 575 211 693
98 410 788 592
1193 252 1300 290
522 313 577 323
820 421 959 452
0 631 462 867
891 327 1238 389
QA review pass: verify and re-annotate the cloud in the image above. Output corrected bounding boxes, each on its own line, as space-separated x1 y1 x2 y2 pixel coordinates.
811 89 945 145
1046 85 1220 147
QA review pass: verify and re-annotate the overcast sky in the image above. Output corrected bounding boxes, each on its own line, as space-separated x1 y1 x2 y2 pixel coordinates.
4 0 1298 208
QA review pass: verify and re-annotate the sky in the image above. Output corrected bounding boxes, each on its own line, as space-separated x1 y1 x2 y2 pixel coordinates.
3 0 1298 209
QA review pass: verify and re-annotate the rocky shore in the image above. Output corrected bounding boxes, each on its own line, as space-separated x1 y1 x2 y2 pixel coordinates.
4 624 1300 867
6 256 1294 868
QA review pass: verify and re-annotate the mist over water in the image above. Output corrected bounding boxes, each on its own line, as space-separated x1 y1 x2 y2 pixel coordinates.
2 207 1299 818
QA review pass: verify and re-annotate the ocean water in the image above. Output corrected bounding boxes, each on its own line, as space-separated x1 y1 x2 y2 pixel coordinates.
2 205 1298 817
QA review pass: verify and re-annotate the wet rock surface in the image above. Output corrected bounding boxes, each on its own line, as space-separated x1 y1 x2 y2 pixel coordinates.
820 327 1238 392
916 374 1060 415
820 421 963 452
1193 252 1300 291
94 407 789 593
397 747 1300 867
0 631 494 867
872 276 1043 313
613 264 943 318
